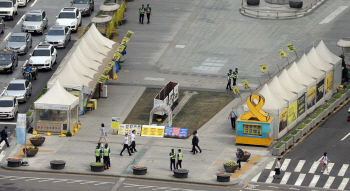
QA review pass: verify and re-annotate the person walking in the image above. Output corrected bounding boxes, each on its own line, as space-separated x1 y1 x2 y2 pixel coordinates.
233 68 238 86
103 144 110 169
0 126 10 148
98 123 108 144
236 148 244 170
130 130 137 153
95 144 102 162
139 4 145 24
273 158 281 179
191 132 198 154
321 152 330 173
146 4 152 24
120 133 132 156
176 149 183 169
228 110 237 129
194 130 202 153
226 69 233 91
169 148 176 171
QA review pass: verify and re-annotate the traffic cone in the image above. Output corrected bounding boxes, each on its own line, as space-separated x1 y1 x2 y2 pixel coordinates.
105 164 107 170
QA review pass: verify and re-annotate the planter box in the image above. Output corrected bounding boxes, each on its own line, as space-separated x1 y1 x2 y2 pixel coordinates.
132 167 148 175
345 89 350 98
50 161 66 170
282 138 293 149
7 160 22 167
242 154 250 162
223 164 238 173
312 114 322 126
272 143 285 156
30 138 45 146
23 149 38 157
298 127 308 136
291 131 301 143
217 174 230 182
173 169 189 178
90 163 104 172
340 94 346 103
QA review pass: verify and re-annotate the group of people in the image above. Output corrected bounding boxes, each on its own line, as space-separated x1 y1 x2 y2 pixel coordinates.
226 68 239 91
139 4 152 24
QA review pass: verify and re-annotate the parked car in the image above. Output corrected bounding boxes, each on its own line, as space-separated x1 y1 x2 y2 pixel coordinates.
45 25 71 48
71 0 94 16
0 0 18 20
28 43 57 70
0 18 4 34
17 0 30 7
0 49 18 73
5 33 32 55
4 79 32 102
21 9 48 35
0 96 18 119
55 7 82 33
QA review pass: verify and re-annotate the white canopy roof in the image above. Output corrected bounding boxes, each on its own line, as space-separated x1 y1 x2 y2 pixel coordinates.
297 54 325 81
316 40 341 65
268 76 298 103
258 84 288 113
278 69 306 96
35 80 79 110
89 24 118 50
337 37 350 47
307 47 333 73
287 62 316 88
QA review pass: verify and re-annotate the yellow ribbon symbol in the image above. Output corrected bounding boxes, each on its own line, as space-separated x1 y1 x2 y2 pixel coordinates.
241 94 270 122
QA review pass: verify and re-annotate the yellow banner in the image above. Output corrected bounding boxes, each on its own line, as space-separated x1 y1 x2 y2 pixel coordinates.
125 30 134 38
306 86 316 109
325 71 334 94
141 125 165 137
287 101 297 125
122 37 130 43
107 61 115 68
118 124 142 136
113 52 122 61
117 45 126 53
260 64 268 73
279 49 287 58
279 108 288 131
287 44 295 52
241 80 250 89
232 86 240 95
103 67 112 75
98 74 108 84
111 117 120 130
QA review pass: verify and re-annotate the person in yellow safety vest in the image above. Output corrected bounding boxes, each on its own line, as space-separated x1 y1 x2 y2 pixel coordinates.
176 149 183 169
233 68 238 86
169 149 176 171
226 69 233 91
103 144 110 169
146 4 152 24
95 145 102 163
139 4 145 24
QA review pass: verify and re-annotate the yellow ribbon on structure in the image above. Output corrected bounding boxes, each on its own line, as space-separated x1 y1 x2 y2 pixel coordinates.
241 94 270 122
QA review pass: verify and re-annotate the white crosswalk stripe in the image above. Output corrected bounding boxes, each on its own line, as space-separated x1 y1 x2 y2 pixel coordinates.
309 175 320 187
294 160 305 172
265 159 275 169
294 173 305 186
338 164 349 176
280 172 290 184
281 159 290 171
338 178 349 190
323 163 334 175
251 172 261 182
323 176 335 189
309 161 319 174
265 171 275 183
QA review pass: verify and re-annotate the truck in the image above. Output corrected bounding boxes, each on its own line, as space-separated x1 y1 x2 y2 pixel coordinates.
153 81 179 117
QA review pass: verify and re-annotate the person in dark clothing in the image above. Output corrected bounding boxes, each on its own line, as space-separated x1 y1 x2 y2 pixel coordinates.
103 144 111 169
236 148 244 169
139 4 145 24
0 126 10 148
169 148 176 171
194 131 202 153
228 110 237 129
146 4 152 24
226 69 233 90
191 132 202 154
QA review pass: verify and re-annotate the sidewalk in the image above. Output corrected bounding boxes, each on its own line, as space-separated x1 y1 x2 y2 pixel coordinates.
2 85 272 186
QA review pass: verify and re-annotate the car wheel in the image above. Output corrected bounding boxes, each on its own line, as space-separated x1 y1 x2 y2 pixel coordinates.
49 64 53 71
30 40 32 48
10 66 13 73
29 88 32 96
92 4 94 11
1 27 4 34
15 11 18 15
69 35 71 41
54 58 57 65
87 9 91 16
11 13 14 21
44 23 47 29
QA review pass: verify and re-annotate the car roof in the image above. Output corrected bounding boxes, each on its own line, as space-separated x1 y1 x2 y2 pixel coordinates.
0 96 14 101
60 7 77 12
28 9 44 14
11 33 27 37
50 25 65 30
35 43 51 49
9 79 26 84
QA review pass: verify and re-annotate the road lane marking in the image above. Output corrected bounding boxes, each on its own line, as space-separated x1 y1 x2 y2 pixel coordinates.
281 158 290 171
294 160 305 172
30 0 37 7
338 164 349 176
16 15 25 26
338 178 349 190
319 6 348 24
0 122 16 125
280 172 290 184
294 173 305 186
308 161 319 174
0 142 5 150
323 163 334 175
38 179 54 182
2 32 11 42
309 175 320 187
265 171 275 183
231 156 261 178
265 159 275 169
144 77 165 81
323 176 335 189
251 172 261 182
341 132 350 141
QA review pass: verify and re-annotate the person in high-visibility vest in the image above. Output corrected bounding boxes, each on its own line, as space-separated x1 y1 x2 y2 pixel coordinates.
95 145 102 162
146 4 152 24
169 149 176 171
103 144 110 169
226 69 233 90
176 149 183 169
233 68 238 86
139 4 145 24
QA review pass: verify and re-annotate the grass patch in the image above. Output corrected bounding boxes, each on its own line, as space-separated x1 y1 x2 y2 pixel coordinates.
297 124 306 129
340 89 348 94
347 86 350 89
290 130 299 135
328 98 336 104
322 104 330 109
275 143 284 148
316 109 324 114
303 119 311 124
26 112 32 117
334 93 342 99
283 136 292 142
310 113 319 119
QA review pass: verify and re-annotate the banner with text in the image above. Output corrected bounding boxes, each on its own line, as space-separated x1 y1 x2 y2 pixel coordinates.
118 124 141 136
287 101 297 125
279 108 288 132
111 117 120 130
306 86 316 109
297 94 306 117
164 126 188 139
325 71 334 94
316 79 325 103
141 125 165 137
16 114 26 145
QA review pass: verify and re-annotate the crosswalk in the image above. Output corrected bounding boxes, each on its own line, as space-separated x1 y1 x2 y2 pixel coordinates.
252 158 350 190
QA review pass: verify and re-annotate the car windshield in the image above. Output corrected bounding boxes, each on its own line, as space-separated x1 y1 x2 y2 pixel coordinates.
32 50 50 56
7 83 25 91
9 36 25 42
58 12 75 19
0 2 12 7
73 0 88 3
25 14 42 21
0 54 11 61
48 30 64 35
0 100 13 107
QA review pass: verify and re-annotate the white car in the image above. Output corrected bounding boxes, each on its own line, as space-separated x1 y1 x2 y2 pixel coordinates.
0 96 18 119
0 0 18 20
55 7 82 33
28 43 57 70
17 0 30 7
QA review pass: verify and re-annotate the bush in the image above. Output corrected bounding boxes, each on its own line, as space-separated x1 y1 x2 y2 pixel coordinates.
340 89 348 94
283 136 292 142
310 113 319 119
276 143 284 148
347 86 350 89
334 93 342 99
91 162 104 166
303 119 312 124
328 99 336 104
26 112 32 117
316 109 324 114
29 104 34 110
297 124 306 129
290 130 299 135
224 161 238 166
322 104 330 109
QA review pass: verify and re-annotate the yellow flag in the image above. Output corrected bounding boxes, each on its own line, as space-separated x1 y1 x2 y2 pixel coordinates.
103 67 112 75
232 86 240 95
279 49 287 58
117 45 126 53
98 75 108 84
241 80 250 89
107 61 115 68
114 52 122 61
125 30 134 38
287 44 295 52
260 64 268 73
122 37 130 43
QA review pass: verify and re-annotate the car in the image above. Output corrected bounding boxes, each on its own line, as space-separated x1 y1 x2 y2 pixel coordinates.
71 0 94 16
0 96 18 119
45 25 71 48
0 49 18 73
0 0 17 20
5 33 32 55
0 18 4 34
28 43 57 70
17 0 30 7
4 79 32 102
21 9 48 35
55 7 82 33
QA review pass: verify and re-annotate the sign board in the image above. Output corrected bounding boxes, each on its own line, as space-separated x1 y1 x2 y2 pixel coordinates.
287 44 295 52
164 126 188 139
35 104 69 110
16 114 26 145
118 124 141 136
141 125 165 137
279 49 287 58
36 122 62 132
111 117 120 130
98 74 108 84
260 64 268 73
125 30 134 38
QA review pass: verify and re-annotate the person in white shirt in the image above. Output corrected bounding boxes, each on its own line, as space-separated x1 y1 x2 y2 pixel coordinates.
130 130 137 153
98 123 108 144
321 152 330 173
120 133 132 156
273 158 281 179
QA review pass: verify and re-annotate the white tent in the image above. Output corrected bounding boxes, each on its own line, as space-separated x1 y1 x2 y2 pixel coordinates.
88 24 119 50
287 62 317 114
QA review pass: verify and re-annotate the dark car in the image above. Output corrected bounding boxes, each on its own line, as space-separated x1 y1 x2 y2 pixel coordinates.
71 0 94 16
0 49 18 73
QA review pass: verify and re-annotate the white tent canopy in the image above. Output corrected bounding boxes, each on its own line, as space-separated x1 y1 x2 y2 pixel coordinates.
268 76 298 103
35 80 79 110
287 62 316 89
316 40 341 65
307 48 333 73
258 84 288 114
278 69 306 97
297 54 325 81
